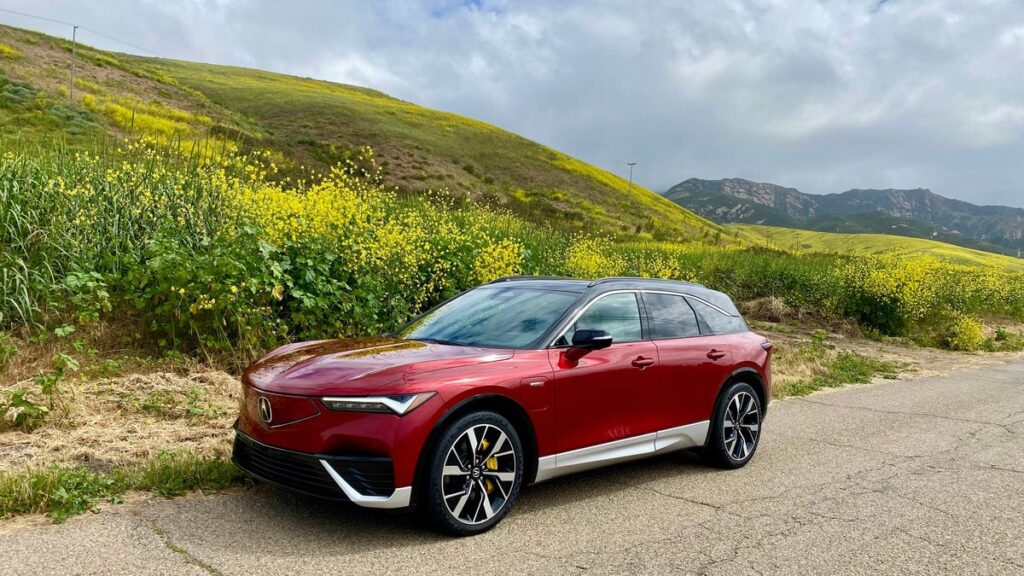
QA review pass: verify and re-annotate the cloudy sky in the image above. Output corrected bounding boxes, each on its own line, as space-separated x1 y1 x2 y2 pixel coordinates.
3 0 1024 206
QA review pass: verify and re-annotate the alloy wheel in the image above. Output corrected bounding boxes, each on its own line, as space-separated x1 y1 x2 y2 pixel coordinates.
441 423 517 525
723 390 760 460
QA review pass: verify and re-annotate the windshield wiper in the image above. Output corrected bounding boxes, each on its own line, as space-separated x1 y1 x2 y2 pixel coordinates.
410 337 464 347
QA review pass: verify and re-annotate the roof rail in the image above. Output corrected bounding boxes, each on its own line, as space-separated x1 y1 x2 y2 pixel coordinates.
486 275 572 284
586 276 706 288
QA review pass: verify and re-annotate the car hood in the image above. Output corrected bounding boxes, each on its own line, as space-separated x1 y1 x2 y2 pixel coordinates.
243 337 513 396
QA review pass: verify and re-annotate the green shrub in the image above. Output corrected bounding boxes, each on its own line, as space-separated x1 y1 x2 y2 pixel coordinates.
945 314 986 351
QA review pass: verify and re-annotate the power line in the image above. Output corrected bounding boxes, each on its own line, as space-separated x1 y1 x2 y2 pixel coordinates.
76 24 160 57
0 6 71 27
0 7 161 56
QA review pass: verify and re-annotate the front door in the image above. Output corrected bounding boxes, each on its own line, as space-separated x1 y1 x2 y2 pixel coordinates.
548 292 659 453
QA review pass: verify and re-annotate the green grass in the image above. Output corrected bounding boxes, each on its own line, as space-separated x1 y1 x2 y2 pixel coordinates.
784 350 902 397
733 224 1024 272
0 452 241 522
772 332 904 398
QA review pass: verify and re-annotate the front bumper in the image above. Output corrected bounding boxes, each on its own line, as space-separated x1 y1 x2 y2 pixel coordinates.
232 430 412 509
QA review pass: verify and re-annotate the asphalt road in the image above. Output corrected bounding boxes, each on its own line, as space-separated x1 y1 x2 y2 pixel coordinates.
3 357 1023 576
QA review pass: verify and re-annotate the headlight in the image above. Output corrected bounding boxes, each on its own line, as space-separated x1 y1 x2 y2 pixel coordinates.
321 392 436 416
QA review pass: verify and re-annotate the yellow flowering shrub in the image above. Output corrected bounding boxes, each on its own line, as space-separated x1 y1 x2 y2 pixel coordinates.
2 138 1023 361
472 239 524 283
945 314 986 351
564 236 624 278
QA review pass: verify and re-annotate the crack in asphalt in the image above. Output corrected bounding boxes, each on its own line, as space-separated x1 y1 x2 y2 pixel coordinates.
629 484 737 515
793 397 1019 433
978 463 1024 475
780 433 927 458
143 519 222 576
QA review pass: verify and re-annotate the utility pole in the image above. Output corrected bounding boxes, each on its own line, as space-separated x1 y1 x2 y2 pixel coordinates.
627 162 637 195
69 25 78 101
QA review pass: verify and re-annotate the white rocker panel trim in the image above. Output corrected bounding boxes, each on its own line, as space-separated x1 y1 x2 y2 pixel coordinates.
534 420 710 483
319 460 412 509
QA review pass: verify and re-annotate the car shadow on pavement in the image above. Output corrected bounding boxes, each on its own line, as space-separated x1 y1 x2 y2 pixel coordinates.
173 449 717 554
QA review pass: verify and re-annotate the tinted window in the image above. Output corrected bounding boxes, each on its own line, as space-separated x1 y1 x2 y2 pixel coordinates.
688 298 747 334
645 293 700 338
561 293 642 345
399 286 579 348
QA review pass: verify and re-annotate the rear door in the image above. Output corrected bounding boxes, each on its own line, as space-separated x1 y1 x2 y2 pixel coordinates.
548 291 660 453
643 292 735 429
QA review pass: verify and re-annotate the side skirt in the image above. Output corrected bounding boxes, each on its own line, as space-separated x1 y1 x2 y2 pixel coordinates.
534 420 710 483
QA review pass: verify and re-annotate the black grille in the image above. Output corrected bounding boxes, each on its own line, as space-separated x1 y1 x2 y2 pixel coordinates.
329 458 395 497
232 432 395 500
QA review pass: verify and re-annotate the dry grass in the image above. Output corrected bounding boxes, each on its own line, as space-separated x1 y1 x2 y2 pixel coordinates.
1 367 238 474
741 297 795 323
756 319 1024 397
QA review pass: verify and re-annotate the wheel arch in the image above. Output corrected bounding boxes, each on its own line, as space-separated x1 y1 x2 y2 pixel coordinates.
720 367 767 414
411 393 539 506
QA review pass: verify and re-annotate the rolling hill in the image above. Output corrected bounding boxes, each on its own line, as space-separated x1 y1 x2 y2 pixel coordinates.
666 178 1024 256
733 224 1024 272
0 24 720 242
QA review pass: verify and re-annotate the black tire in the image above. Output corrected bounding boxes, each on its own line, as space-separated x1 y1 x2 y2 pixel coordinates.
703 382 763 469
420 411 524 536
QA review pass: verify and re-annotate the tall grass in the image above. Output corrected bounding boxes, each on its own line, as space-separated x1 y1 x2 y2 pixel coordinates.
1 139 1022 363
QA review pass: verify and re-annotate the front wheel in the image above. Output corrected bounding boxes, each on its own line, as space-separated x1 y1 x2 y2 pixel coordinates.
703 382 762 469
421 411 524 535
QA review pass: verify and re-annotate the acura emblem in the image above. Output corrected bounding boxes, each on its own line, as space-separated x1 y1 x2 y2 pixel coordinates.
258 396 273 424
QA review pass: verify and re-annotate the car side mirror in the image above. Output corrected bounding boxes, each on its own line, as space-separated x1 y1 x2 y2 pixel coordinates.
561 330 613 364
571 329 613 350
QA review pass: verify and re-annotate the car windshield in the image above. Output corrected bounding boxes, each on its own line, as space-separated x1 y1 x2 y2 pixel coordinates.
398 286 580 349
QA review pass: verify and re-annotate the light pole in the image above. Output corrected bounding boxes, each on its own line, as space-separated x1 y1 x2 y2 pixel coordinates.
69 25 78 101
627 162 637 195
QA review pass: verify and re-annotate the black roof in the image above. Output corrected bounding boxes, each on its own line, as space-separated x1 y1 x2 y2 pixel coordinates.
484 275 740 316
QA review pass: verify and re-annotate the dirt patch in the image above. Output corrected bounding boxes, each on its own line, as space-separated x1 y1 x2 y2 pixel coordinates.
756 321 1024 382
0 370 239 474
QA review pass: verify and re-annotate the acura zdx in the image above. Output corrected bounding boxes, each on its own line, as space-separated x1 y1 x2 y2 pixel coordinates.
232 276 772 535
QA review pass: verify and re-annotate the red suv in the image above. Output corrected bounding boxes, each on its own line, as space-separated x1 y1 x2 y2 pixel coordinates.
233 277 772 535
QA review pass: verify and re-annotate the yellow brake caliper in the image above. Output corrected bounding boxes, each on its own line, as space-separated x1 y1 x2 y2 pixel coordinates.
480 439 497 493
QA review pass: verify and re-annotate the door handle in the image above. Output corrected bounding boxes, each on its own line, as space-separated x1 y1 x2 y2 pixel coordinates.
631 356 655 369
707 349 726 360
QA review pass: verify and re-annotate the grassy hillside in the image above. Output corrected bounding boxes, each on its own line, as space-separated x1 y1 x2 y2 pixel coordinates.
0 24 719 242
732 224 1024 272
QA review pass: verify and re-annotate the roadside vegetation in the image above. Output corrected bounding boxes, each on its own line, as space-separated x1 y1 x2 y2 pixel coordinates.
2 140 1021 367
0 451 239 522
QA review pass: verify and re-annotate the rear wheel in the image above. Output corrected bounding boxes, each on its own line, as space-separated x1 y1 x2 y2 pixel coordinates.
421 411 524 535
703 382 762 469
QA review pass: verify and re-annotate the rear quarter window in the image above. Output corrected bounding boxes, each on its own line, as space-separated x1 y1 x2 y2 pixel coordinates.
644 293 700 339
687 298 747 334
